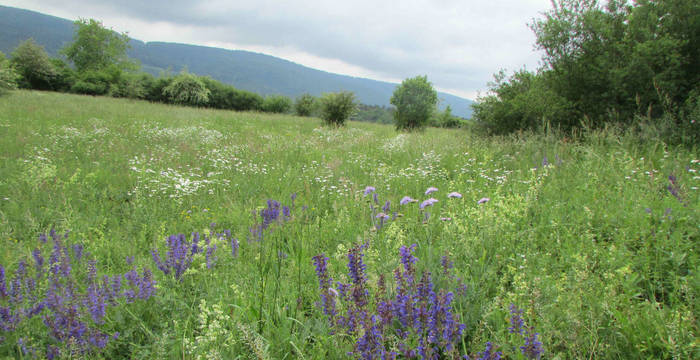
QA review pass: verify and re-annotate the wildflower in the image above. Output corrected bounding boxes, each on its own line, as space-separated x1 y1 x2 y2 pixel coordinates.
477 197 490 204
440 217 452 221
382 200 391 213
313 254 336 325
476 342 502 360
363 186 376 196
420 198 438 209
447 192 462 199
400 196 417 205
521 329 543 359
425 187 438 195
508 304 525 335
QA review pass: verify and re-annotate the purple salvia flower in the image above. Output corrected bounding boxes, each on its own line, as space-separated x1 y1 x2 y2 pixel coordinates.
363 186 376 196
313 254 337 325
420 198 438 209
447 192 462 199
373 192 379 205
0 265 6 298
39 233 48 243
230 237 239 258
521 328 543 359
509 304 525 335
32 248 44 272
382 200 391 213
72 244 83 262
425 187 438 195
206 244 217 269
542 156 549 167
441 255 453 276
476 342 502 360
283 205 291 218
138 269 156 300
477 197 490 204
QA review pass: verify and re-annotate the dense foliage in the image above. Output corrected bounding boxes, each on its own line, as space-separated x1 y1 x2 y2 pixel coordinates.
391 76 438 131
294 93 316 117
320 91 357 126
62 18 133 73
162 72 211 106
473 0 700 143
0 51 18 93
262 95 292 114
9 39 57 90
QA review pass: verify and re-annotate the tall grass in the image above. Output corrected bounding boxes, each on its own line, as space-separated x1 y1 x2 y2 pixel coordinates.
0 90 697 358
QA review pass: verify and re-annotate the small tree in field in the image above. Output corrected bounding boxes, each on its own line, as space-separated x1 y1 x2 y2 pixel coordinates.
10 39 56 90
320 91 356 126
262 95 292 113
163 72 210 106
391 75 438 130
62 18 134 73
295 93 316 116
0 51 19 94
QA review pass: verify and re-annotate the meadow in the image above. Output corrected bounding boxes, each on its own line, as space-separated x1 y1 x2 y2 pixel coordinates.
0 90 697 359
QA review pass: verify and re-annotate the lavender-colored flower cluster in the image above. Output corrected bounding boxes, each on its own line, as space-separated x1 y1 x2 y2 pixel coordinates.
249 197 294 241
314 243 468 359
508 304 543 359
0 230 155 358
151 226 228 280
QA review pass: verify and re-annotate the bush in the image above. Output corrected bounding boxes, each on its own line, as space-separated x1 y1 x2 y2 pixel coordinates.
294 93 316 116
0 51 19 94
109 72 147 99
262 95 292 113
70 70 112 95
10 39 57 90
162 72 210 106
319 91 356 126
231 89 263 111
432 105 462 128
391 75 438 131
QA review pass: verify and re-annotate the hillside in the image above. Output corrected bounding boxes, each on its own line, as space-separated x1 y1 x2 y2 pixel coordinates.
0 5 474 117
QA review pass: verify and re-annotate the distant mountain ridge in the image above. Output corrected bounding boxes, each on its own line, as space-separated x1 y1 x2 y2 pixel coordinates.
0 5 474 117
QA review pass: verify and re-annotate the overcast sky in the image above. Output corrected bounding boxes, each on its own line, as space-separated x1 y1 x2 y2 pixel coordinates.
2 0 553 99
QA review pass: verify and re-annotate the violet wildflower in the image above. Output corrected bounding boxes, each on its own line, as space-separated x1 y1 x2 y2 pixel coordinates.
382 200 391 213
667 174 684 203
230 237 239 258
425 187 438 195
521 328 543 359
312 254 336 325
400 196 417 205
32 248 44 272
373 192 379 205
206 244 217 269
542 156 549 167
508 304 525 335
447 192 462 199
0 265 6 298
420 198 438 209
441 255 453 276
363 186 376 196
476 342 502 360
375 212 390 230
477 197 490 204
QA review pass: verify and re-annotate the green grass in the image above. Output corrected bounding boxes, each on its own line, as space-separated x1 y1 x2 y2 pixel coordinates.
0 90 697 359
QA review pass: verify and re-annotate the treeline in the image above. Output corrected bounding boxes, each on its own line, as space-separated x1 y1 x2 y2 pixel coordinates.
0 18 427 125
472 0 699 144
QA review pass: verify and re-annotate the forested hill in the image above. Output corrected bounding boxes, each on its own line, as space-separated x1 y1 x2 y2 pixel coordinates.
0 5 474 117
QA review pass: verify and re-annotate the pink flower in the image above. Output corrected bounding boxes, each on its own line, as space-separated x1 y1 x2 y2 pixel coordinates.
447 192 462 199
477 197 490 204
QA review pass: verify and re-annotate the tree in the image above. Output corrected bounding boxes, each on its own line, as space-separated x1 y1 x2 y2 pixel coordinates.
62 18 134 72
0 51 19 94
162 72 210 106
262 95 292 113
391 76 438 130
294 93 316 116
10 39 57 90
319 91 356 126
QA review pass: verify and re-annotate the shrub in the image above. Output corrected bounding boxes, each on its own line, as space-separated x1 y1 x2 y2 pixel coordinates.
232 89 263 111
0 51 19 94
10 39 57 90
391 75 438 131
319 91 356 126
70 70 112 95
109 72 147 99
432 105 462 128
294 93 316 116
162 72 210 106
262 95 292 113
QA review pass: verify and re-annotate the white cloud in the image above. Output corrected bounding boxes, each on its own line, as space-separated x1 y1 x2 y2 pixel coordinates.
2 0 553 99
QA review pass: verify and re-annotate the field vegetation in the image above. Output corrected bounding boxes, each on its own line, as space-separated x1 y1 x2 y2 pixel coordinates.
0 90 697 359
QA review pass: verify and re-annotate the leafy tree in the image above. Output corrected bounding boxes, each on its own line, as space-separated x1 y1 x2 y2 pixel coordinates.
294 93 316 116
262 95 292 113
320 91 356 126
162 72 210 106
391 76 438 130
0 51 19 94
10 39 57 90
62 18 134 72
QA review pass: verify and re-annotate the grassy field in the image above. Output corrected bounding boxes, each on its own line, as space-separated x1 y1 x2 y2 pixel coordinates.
0 90 697 359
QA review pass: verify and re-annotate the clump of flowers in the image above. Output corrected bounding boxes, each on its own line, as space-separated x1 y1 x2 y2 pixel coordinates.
0 229 155 358
151 225 228 280
249 197 294 241
313 243 467 359
508 304 543 359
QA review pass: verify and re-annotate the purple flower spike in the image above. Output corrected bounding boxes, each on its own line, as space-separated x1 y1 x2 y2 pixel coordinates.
420 198 438 209
400 196 417 205
363 186 376 196
477 197 490 205
425 187 438 195
447 192 462 199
